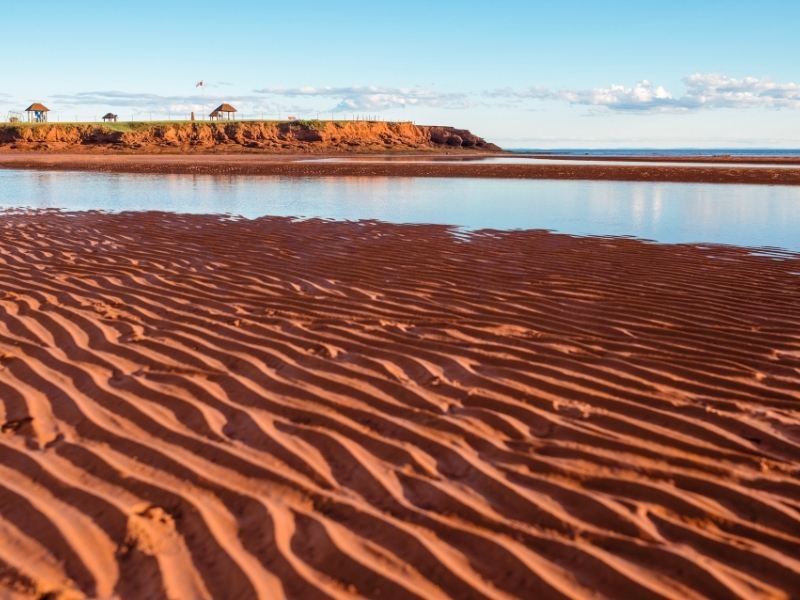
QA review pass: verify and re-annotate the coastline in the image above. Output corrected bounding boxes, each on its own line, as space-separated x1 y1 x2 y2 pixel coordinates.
2 153 800 185
0 210 798 598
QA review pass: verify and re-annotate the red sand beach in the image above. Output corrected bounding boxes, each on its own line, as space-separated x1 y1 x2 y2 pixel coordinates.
0 210 799 598
2 153 800 185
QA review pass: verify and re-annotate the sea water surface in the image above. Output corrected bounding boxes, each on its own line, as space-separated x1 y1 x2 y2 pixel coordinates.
509 148 800 158
1 169 799 252
306 156 800 168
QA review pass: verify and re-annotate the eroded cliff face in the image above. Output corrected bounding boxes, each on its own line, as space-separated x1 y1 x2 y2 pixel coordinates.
0 121 501 153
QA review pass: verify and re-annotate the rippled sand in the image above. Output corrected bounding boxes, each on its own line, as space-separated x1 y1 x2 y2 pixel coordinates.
1 210 799 599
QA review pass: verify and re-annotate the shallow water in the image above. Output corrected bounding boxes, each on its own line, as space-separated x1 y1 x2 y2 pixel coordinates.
1 169 799 251
305 156 800 168
509 147 800 158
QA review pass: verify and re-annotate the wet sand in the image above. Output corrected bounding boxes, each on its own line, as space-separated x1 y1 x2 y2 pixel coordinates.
1 210 799 599
2 153 800 185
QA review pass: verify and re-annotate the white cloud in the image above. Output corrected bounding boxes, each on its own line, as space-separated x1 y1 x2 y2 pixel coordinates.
682 73 800 109
48 91 274 116
487 80 676 111
489 74 800 113
255 86 472 111
36 74 800 119
47 87 468 117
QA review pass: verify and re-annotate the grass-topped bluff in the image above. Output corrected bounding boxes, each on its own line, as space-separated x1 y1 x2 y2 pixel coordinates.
0 120 501 153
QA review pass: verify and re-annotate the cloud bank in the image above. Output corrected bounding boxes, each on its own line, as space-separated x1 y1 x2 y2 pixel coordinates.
254 86 472 111
32 73 800 118
489 73 800 113
47 87 467 116
50 91 270 115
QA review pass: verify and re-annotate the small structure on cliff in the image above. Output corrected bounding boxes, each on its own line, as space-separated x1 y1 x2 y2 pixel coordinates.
210 103 237 121
25 103 49 123
102 113 118 123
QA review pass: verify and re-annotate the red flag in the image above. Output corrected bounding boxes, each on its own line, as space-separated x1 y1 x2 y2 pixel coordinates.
196 81 204 87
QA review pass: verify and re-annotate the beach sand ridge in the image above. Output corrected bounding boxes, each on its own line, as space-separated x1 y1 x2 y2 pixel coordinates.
0 211 799 599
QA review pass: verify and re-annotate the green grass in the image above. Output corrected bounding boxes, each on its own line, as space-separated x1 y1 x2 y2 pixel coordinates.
1 119 414 133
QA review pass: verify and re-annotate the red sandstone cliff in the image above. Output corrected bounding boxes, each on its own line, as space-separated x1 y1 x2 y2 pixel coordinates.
0 121 502 153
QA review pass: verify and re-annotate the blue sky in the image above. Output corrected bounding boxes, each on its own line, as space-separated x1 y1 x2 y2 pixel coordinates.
2 0 799 147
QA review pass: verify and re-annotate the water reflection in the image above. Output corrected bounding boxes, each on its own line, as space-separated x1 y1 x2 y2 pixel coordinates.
304 156 800 168
1 170 799 251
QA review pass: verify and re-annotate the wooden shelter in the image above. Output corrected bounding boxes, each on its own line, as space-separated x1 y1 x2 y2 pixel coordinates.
25 103 49 123
102 113 118 122
209 103 237 120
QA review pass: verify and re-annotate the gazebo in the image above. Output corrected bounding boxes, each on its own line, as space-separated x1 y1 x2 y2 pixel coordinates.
102 113 118 122
209 103 237 120
25 103 50 123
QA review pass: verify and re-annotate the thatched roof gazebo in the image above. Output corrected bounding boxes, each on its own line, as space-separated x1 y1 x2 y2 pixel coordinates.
210 103 237 120
102 113 118 122
25 103 50 123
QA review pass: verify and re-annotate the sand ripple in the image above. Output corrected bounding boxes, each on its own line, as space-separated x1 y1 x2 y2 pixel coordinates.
0 210 799 599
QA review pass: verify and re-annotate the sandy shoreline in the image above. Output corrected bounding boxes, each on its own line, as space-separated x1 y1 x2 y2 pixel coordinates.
1 210 799 598
2 153 800 185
